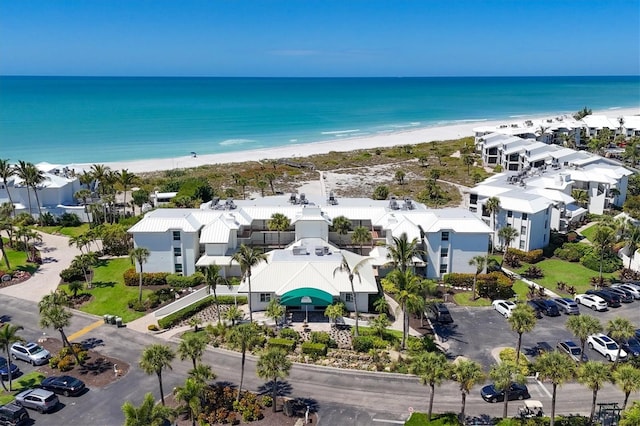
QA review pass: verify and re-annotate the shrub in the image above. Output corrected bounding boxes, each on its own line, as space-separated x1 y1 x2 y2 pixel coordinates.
523 266 544 279
123 268 170 286
57 213 81 227
261 395 273 407
267 338 296 352
352 336 377 352
58 355 75 372
554 243 589 262
506 248 544 263
60 266 85 283
158 296 215 329
166 272 204 288
580 249 622 273
49 356 60 369
148 324 159 331
128 298 148 312
216 295 248 305
279 328 299 341
310 331 331 345
233 392 263 422
301 342 328 357
406 335 438 354
499 348 530 376
442 273 474 288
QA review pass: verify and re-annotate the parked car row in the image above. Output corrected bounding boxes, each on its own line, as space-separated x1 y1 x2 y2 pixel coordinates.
493 297 579 320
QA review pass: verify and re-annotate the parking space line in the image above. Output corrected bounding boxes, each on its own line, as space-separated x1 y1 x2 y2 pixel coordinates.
535 379 552 398
67 319 104 342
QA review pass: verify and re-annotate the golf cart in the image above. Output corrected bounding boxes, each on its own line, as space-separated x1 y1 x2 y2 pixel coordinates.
518 400 544 419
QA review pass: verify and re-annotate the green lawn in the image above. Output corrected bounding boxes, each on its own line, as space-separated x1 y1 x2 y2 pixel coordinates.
2 242 38 274
512 280 530 301
579 223 598 242
0 371 45 405
405 412 459 425
452 292 492 307
39 224 90 237
511 258 616 296
59 258 151 323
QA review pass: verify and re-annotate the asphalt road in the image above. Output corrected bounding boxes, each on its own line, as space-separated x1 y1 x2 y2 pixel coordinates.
2 295 639 425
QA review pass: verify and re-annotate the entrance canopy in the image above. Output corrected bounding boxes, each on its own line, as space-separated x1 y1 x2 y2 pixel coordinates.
280 287 333 307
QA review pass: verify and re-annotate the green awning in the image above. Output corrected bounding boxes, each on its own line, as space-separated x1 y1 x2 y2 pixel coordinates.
279 287 334 307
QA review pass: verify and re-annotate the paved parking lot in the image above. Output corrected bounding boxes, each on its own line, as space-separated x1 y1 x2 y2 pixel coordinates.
435 301 640 367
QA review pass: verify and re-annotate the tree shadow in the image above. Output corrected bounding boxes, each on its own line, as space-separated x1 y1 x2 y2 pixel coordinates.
77 357 113 376
0 314 12 323
283 397 320 417
257 379 293 398
91 281 115 288
80 337 105 350
213 380 237 390
432 323 467 345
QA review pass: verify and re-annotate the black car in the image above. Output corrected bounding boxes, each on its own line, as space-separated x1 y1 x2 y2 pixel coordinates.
39 375 86 397
0 402 29 426
586 290 621 308
426 303 453 324
480 383 530 403
607 287 634 303
526 301 543 318
617 337 640 358
530 299 560 317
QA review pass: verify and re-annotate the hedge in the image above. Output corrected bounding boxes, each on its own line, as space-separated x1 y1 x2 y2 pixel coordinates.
506 248 544 263
166 272 204 288
124 268 170 286
158 296 215 329
215 295 248 305
301 342 327 357
351 335 387 352
443 273 474 288
266 338 296 352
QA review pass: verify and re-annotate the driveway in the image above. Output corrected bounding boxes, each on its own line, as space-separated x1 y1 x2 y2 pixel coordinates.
0 231 80 302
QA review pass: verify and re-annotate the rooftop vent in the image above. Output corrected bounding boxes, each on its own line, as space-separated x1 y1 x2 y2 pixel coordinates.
389 196 399 210
328 192 338 205
289 193 298 204
225 198 236 210
293 246 308 256
299 193 308 204
404 197 414 210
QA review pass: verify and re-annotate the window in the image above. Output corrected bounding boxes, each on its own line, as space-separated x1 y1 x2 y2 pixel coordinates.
260 293 272 303
507 211 513 218
522 213 528 220
345 293 354 303
439 264 448 273
174 264 183 273
173 247 182 256
470 194 478 205
519 241 525 250
172 231 181 241
441 232 449 241
521 226 526 235
440 248 448 258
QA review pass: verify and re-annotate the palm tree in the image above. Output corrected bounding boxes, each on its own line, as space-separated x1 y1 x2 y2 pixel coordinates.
264 172 277 195
227 323 261 402
177 333 208 369
129 247 150 303
199 263 228 325
566 315 602 363
224 305 244 326
0 232 10 270
395 170 406 185
237 176 248 199
535 351 576 426
16 161 46 221
38 291 76 346
351 226 372 255
174 378 203 426
451 359 484 419
188 364 216 385
332 215 351 246
468 255 486 300
122 393 174 426
607 317 636 366
485 196 501 253
387 232 423 274
381 269 424 350
571 189 589 208
508 304 537 366
268 212 291 248
139 344 175 405
0 159 15 216
593 224 615 281
489 361 524 418
577 361 611 423
0 323 23 391
231 244 268 323
622 225 640 269
256 347 292 413
498 226 519 265
333 252 370 337
117 169 138 215
72 252 98 289
409 351 450 421
612 364 640 409
620 402 640 426
265 299 285 327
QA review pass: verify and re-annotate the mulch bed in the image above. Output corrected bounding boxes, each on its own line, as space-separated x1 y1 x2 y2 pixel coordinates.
37 338 129 389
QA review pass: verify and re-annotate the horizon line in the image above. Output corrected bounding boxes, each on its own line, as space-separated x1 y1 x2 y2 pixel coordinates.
1 74 639 79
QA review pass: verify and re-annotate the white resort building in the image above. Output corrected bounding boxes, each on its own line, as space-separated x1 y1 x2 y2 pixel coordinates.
128 194 492 313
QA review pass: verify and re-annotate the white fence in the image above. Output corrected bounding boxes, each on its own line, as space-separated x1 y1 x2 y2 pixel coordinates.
154 285 241 318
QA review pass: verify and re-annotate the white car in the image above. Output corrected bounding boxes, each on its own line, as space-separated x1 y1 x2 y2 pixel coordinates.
574 294 608 311
492 300 517 318
612 284 640 299
587 333 627 362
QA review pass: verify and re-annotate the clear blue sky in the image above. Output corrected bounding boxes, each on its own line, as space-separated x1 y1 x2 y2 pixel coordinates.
1 0 638 77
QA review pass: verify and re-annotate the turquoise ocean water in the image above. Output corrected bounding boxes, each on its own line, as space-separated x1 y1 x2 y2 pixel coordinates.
1 76 639 164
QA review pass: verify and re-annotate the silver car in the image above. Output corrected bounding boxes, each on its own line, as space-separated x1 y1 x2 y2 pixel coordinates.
14 388 59 413
10 342 51 366
552 297 580 315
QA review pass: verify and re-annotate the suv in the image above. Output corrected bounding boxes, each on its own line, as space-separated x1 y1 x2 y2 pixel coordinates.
426 303 453 324
557 340 588 363
492 300 517 318
587 333 628 362
574 294 608 311
10 342 51 366
612 283 640 299
0 402 29 426
530 299 560 317
552 297 580 315
586 290 621 308
14 389 59 413
606 287 634 303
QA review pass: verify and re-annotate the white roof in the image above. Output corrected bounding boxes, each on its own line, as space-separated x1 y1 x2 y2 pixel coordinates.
493 191 554 214
128 209 221 233
582 115 619 129
195 255 236 267
622 115 640 130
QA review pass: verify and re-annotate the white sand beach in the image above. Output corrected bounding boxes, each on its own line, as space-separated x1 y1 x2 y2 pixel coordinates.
66 106 640 174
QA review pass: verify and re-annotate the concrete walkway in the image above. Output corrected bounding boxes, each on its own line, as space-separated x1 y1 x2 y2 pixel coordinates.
0 231 80 302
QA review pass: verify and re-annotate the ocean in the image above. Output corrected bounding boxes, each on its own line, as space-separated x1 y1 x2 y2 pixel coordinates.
1 76 639 164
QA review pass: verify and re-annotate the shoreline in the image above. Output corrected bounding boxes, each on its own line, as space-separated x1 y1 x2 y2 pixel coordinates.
65 106 640 174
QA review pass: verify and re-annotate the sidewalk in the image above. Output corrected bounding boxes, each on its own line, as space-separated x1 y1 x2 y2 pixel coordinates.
0 231 80 302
